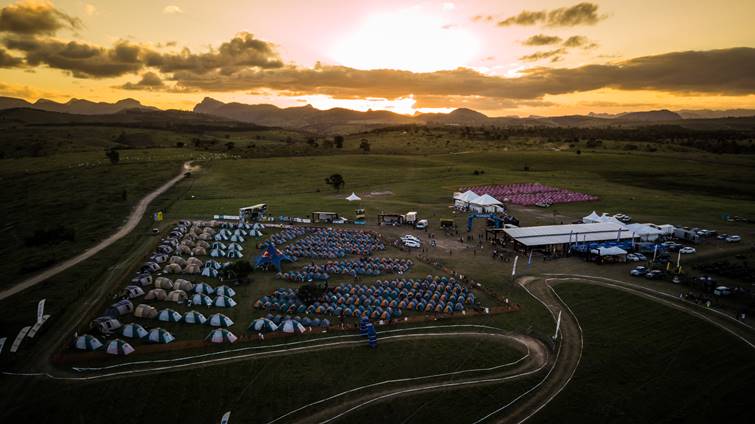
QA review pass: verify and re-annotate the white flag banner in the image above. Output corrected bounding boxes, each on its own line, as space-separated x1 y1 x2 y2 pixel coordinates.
512 255 519 277
677 250 682 268
0 337 6 354
10 326 31 353
554 310 562 339
37 299 46 322
27 315 51 338
652 245 658 262
220 411 231 424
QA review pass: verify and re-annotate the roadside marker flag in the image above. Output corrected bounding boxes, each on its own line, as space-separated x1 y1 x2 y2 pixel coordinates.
37 299 46 322
512 255 519 277
0 337 6 354
553 310 562 339
220 411 231 424
528 250 533 267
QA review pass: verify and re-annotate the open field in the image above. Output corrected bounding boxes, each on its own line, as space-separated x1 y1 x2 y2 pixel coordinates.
532 283 755 423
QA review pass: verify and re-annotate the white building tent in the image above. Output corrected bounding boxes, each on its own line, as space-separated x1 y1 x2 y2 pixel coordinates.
625 223 665 241
469 194 504 213
346 193 361 202
583 212 624 225
592 246 628 256
454 190 479 208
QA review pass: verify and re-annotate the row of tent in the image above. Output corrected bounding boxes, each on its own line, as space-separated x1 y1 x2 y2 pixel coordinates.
265 227 317 247
279 228 385 260
74 327 240 353
299 257 413 276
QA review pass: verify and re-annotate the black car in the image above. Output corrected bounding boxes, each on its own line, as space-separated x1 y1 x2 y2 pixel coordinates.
645 270 665 280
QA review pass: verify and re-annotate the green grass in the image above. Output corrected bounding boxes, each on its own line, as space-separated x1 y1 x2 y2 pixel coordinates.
532 283 755 424
0 333 524 424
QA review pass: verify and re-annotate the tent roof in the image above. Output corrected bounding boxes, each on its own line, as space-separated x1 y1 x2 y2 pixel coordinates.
346 192 361 201
594 246 628 256
583 211 601 222
503 222 632 247
625 223 664 236
455 190 479 202
470 194 502 206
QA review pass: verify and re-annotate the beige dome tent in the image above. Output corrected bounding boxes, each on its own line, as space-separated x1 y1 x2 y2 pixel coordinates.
154 277 174 290
192 247 207 256
167 290 188 303
174 279 194 291
196 240 210 249
134 303 158 319
184 264 201 274
163 263 182 274
145 288 168 301
170 256 187 266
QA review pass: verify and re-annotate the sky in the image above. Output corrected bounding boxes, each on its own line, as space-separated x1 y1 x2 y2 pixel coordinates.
0 0 754 116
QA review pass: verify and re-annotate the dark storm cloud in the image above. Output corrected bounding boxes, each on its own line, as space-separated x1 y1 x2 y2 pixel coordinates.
0 47 22 67
166 48 755 99
3 36 144 77
497 3 603 27
0 1 81 35
120 71 164 90
522 34 562 46
2 31 282 78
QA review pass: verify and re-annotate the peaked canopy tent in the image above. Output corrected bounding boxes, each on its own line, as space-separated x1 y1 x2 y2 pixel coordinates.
624 223 665 241
453 190 479 208
255 244 294 272
346 192 361 202
469 194 504 213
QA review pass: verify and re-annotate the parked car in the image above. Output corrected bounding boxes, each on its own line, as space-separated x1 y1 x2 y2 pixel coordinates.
679 246 696 254
415 219 428 229
645 270 665 280
630 266 648 276
627 253 642 262
726 235 742 243
713 286 731 296
717 233 729 240
633 253 647 261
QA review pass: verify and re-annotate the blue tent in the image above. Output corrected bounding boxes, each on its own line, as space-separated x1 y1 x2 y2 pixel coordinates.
255 244 294 272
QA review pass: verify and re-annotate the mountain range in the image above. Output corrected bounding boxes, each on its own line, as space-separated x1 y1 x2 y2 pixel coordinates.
1 95 754 133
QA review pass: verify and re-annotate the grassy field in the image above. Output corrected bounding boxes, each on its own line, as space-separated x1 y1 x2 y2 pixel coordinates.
0 334 525 424
170 150 755 231
532 283 755 424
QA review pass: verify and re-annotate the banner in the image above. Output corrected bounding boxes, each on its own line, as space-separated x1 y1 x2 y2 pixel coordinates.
553 310 562 339
0 337 6 354
37 299 46 322
527 250 533 267
220 411 231 424
511 255 519 277
10 326 31 353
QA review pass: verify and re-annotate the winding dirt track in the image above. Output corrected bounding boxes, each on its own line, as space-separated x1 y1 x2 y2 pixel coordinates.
0 161 196 302
4 273 754 424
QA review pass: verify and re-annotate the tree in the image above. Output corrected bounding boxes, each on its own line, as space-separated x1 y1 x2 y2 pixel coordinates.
225 141 235 150
106 148 120 164
176 141 185 148
325 174 345 191
334 135 344 149
359 139 370 153
322 138 334 149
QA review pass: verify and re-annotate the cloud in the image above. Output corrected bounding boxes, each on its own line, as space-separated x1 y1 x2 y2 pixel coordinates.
162 5 183 15
164 48 755 101
3 36 144 77
83 4 96 16
0 0 82 35
3 31 282 78
497 2 603 27
120 71 164 90
562 35 596 48
0 47 23 67
520 48 565 62
143 32 282 74
522 34 562 46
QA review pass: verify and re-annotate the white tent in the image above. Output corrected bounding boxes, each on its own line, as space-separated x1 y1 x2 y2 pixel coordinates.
106 339 135 356
625 223 664 241
592 246 628 256
469 194 504 213
583 211 602 223
346 192 361 202
454 190 479 208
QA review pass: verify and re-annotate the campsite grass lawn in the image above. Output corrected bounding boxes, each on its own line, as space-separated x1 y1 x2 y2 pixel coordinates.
530 283 755 424
0 334 526 424
169 150 755 232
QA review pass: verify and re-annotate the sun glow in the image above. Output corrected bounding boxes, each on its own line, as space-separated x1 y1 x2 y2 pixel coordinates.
331 8 479 73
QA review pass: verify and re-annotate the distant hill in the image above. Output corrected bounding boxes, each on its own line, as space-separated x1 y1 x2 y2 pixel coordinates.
1 95 754 133
194 97 414 131
0 97 157 115
614 109 683 122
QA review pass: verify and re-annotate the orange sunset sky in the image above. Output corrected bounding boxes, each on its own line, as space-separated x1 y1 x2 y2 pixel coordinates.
0 0 754 116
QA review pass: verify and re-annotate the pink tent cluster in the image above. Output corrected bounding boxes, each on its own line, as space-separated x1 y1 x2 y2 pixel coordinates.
460 183 598 206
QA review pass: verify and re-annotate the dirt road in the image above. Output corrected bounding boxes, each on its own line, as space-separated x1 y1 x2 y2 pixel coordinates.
0 161 196 301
